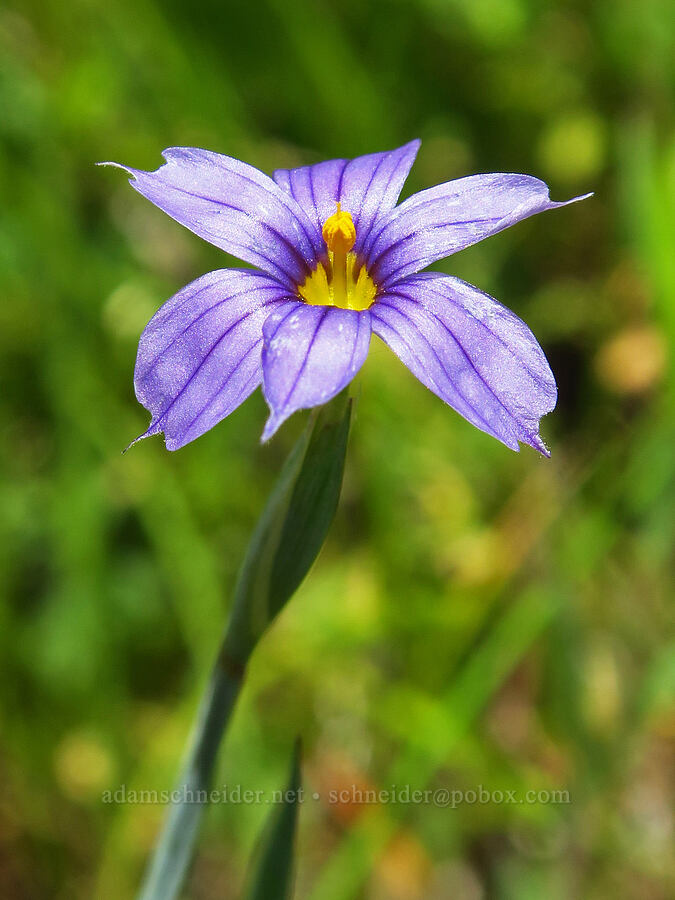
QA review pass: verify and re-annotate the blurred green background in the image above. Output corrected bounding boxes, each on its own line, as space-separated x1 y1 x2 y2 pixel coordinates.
1 0 674 897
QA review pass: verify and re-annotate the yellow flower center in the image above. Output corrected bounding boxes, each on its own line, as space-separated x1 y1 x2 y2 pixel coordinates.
298 203 377 311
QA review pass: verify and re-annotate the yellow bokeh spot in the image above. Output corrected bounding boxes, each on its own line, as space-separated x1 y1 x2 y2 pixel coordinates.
299 203 377 310
594 326 667 395
537 111 606 184
54 731 115 801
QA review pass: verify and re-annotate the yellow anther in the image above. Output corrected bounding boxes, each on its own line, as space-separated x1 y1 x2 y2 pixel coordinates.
322 202 356 254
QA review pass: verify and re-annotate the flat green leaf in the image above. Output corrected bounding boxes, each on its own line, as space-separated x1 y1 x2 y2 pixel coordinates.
224 393 351 665
244 739 303 900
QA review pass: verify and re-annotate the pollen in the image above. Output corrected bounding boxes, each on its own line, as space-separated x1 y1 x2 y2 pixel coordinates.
299 204 377 311
321 202 356 254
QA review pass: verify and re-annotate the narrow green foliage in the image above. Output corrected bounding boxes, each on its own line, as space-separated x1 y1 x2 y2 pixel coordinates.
244 739 303 900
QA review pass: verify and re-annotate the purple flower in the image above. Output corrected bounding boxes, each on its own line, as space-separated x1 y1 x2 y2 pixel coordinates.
105 142 590 453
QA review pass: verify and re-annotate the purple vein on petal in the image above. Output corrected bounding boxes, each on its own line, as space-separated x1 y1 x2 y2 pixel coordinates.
374 298 509 442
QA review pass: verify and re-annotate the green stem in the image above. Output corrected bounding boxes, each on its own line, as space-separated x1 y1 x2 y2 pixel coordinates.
136 393 351 900
137 652 245 900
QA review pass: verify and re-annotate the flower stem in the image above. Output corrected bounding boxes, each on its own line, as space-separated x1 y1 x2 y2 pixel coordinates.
137 652 245 900
136 392 352 900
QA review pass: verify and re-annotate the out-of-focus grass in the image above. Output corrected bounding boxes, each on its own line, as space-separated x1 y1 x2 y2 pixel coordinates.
1 0 673 898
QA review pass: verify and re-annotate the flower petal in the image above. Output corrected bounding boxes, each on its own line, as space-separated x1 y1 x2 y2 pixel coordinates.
368 174 592 288
102 149 323 288
273 141 420 256
261 303 372 440
134 269 291 450
371 274 557 454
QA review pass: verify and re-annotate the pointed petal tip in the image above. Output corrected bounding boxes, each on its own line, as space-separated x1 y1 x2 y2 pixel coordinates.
528 432 552 458
97 161 140 185
96 160 132 173
553 190 593 208
261 413 284 443
123 420 168 454
502 431 551 457
122 428 152 454
567 190 594 204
